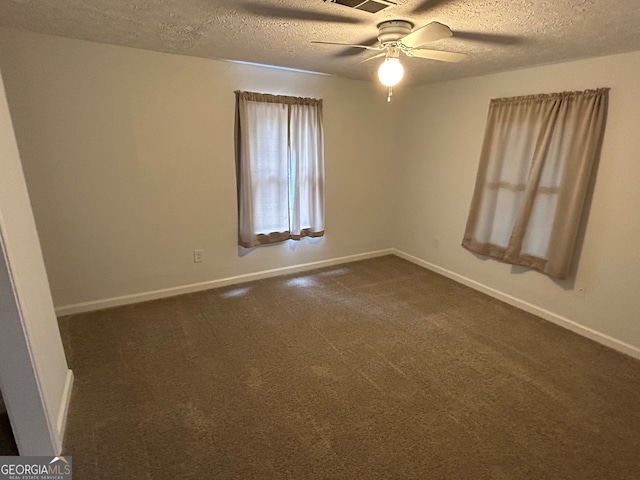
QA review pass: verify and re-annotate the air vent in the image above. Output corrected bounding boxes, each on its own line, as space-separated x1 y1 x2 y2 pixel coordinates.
330 0 396 14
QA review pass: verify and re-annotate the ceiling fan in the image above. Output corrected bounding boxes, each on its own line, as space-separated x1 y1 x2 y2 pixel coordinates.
313 20 466 100
241 1 520 101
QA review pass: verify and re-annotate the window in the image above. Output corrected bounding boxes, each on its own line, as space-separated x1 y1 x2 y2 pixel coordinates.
234 91 325 248
462 89 608 279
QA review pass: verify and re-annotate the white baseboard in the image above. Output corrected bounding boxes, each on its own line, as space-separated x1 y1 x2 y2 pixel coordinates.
55 249 393 316
53 369 73 454
392 249 640 361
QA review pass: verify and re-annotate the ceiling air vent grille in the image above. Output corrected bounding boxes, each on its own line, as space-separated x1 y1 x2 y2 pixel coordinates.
329 0 396 14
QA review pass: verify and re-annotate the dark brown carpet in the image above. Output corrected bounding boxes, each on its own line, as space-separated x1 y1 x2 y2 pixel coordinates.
59 255 640 479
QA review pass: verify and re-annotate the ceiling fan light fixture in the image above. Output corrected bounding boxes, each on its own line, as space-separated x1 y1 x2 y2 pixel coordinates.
377 58 404 87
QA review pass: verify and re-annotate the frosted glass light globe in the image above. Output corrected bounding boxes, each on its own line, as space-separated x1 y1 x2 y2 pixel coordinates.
377 58 404 87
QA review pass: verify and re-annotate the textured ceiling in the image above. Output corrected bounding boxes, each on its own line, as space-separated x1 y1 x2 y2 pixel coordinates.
1 0 640 85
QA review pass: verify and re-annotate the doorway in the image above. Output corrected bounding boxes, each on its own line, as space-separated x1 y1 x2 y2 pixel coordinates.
0 388 18 455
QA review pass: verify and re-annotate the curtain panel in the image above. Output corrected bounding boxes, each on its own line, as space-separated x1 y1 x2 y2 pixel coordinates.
234 91 325 248
462 88 609 279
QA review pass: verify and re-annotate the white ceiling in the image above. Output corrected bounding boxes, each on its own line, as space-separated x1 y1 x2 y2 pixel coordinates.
1 0 640 85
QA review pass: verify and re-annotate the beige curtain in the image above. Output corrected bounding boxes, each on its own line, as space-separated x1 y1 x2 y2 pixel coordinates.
235 91 325 248
462 88 609 279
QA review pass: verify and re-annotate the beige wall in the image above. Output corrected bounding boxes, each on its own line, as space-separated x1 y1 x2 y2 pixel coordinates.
0 28 639 357
0 29 398 309
394 51 640 357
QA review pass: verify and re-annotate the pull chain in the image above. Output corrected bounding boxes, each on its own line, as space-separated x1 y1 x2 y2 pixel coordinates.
387 86 393 103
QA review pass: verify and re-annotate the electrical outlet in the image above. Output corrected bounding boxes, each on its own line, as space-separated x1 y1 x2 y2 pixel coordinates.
575 284 586 297
193 249 203 263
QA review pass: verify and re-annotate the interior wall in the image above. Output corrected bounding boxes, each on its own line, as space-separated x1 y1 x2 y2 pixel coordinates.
0 28 398 310
0 27 638 357
394 51 640 356
0 66 72 455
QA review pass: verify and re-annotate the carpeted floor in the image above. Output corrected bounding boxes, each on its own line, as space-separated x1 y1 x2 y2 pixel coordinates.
59 255 640 479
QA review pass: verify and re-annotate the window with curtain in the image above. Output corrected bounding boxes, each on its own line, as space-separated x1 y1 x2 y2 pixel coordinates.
462 88 609 279
234 91 325 248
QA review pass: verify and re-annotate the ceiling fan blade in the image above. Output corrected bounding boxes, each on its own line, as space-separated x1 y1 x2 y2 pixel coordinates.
410 0 456 15
358 52 387 64
408 48 467 63
454 31 524 46
242 2 364 25
312 41 383 51
334 38 382 57
401 22 452 49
